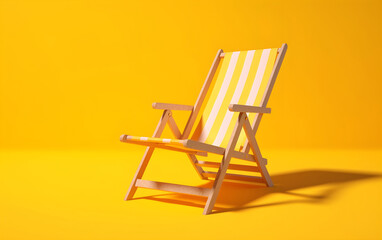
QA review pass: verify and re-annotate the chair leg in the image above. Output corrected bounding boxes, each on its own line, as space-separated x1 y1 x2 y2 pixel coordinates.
203 112 247 215
203 154 232 215
242 115 273 187
125 146 156 200
259 162 273 187
124 110 171 200
251 141 273 187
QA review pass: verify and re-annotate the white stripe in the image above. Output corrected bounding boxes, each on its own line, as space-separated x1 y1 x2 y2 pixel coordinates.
140 137 148 141
213 50 255 146
245 49 271 106
199 52 240 142
162 139 171 143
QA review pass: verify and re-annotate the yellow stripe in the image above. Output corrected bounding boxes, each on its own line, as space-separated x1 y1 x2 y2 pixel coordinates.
219 50 263 148
197 53 233 137
254 49 278 106
189 59 223 140
237 48 278 149
204 51 248 144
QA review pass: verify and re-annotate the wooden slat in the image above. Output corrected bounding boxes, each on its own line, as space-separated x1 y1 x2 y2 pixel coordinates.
196 160 259 172
232 151 268 165
232 150 253 161
220 53 225 58
228 104 271 114
183 139 225 155
203 172 266 184
135 179 210 197
152 102 194 111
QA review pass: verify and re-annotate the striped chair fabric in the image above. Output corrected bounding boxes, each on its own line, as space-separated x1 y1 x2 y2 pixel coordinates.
121 48 279 151
192 48 278 149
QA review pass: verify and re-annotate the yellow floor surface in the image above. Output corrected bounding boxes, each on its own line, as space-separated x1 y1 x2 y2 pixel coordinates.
1 148 381 239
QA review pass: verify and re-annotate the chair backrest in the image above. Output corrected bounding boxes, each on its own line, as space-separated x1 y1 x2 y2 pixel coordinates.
190 47 283 149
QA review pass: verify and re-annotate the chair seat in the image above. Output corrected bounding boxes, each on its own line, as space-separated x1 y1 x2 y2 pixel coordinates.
120 134 260 161
120 134 209 156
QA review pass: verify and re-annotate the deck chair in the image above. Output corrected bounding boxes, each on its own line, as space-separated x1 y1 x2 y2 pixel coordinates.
120 43 288 215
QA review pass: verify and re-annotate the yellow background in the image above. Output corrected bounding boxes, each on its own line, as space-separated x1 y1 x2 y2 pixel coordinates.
1 0 381 150
1 0 382 239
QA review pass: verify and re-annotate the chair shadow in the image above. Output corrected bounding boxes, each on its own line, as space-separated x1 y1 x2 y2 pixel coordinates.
134 169 382 214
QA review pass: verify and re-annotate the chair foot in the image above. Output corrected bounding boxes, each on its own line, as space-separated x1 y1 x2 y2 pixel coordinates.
203 186 219 215
203 203 214 215
124 184 137 201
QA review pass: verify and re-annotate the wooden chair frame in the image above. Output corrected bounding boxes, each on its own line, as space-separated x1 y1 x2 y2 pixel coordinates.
123 43 288 215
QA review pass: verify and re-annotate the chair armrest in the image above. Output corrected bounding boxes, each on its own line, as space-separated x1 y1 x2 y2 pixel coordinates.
228 104 271 113
152 102 194 111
